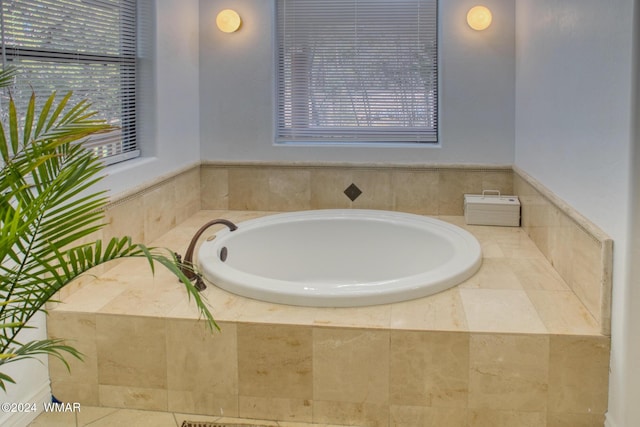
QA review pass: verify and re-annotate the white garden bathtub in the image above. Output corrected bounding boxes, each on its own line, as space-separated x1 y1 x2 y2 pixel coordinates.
198 209 482 307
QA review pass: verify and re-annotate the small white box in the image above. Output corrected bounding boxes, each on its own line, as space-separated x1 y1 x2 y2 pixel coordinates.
464 190 520 227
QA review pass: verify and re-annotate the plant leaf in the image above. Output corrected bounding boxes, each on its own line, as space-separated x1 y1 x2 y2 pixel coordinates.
0 67 218 386
23 92 35 146
8 97 19 154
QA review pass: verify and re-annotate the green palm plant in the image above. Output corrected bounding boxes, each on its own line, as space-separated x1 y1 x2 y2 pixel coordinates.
0 67 217 390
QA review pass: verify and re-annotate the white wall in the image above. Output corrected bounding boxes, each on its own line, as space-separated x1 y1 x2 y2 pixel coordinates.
514 1 637 426
98 0 201 197
199 0 516 165
0 312 52 427
621 2 640 426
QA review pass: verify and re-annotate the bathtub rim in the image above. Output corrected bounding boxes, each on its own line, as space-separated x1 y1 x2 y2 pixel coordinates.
197 209 482 307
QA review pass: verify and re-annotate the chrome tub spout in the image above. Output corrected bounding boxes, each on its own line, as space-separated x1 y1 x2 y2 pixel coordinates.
176 219 237 291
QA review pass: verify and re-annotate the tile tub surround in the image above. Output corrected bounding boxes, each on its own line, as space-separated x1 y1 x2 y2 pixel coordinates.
47 210 610 427
513 167 613 335
199 161 611 334
200 162 514 215
54 162 511 302
53 164 202 302
54 162 611 333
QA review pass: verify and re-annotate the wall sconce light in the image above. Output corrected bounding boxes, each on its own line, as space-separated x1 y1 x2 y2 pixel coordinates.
467 5 492 31
216 9 242 33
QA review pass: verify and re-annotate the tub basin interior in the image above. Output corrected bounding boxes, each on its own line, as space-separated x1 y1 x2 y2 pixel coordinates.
198 209 482 307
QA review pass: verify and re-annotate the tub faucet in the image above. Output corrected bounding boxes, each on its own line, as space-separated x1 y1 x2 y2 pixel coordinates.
175 219 238 291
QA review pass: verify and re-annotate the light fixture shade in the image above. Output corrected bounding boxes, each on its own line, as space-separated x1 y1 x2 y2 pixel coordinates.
467 5 492 31
216 9 242 33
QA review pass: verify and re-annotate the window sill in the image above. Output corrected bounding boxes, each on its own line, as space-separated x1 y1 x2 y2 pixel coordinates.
274 141 441 149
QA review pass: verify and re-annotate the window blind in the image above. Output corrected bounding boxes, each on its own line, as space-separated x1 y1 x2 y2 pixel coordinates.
276 0 439 144
0 0 139 165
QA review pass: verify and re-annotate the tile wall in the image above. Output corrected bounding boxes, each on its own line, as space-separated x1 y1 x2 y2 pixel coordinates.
56 165 202 301
513 167 613 335
47 313 610 427
200 162 513 215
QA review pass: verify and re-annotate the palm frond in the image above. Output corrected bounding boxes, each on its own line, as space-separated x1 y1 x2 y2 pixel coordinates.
0 67 17 89
0 68 218 388
0 372 16 392
0 339 83 391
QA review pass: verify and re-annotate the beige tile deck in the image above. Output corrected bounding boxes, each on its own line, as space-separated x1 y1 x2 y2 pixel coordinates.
49 210 600 336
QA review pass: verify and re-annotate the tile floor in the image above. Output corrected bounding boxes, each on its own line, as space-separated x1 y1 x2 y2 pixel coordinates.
29 405 357 426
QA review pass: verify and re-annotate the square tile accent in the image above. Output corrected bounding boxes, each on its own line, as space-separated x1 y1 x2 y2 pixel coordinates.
343 183 363 202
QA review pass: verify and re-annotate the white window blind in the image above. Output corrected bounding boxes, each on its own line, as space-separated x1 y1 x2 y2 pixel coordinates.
0 0 139 165
277 0 439 144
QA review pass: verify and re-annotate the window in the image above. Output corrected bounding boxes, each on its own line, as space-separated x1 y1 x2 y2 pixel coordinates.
0 0 139 165
276 0 438 144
